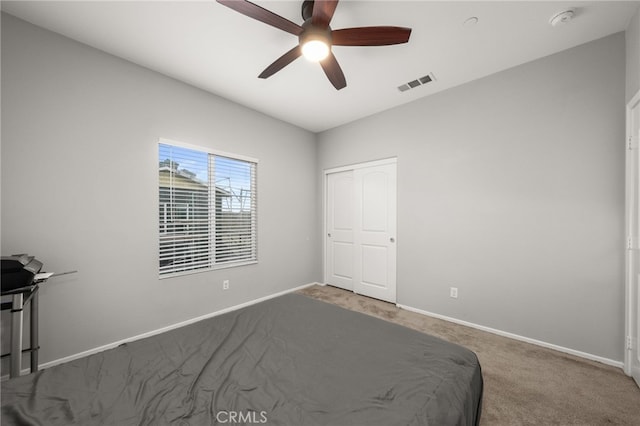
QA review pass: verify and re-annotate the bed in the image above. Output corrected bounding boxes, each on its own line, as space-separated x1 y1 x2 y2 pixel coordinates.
1 293 483 425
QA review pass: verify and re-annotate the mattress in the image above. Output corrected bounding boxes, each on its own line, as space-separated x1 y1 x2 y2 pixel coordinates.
1 293 483 425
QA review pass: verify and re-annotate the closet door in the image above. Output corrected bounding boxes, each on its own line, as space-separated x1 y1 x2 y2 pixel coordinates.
353 163 397 302
325 160 397 303
326 170 355 291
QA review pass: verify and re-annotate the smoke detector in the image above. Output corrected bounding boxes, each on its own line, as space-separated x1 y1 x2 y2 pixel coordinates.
549 9 575 27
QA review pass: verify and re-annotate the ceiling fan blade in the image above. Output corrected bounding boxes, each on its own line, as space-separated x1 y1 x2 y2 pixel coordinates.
312 0 339 28
320 52 346 90
258 46 303 79
217 0 303 36
332 26 412 46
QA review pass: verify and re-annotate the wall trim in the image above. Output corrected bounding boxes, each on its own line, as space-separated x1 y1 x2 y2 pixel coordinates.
323 157 397 176
624 88 640 376
2 282 319 380
5 282 622 380
397 303 624 369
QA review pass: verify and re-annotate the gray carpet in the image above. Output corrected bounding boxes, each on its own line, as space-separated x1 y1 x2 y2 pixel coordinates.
298 284 640 426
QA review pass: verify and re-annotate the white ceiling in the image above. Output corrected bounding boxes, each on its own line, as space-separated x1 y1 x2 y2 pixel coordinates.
2 1 638 132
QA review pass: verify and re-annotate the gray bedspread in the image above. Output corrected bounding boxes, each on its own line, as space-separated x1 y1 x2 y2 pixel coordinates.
1 293 482 426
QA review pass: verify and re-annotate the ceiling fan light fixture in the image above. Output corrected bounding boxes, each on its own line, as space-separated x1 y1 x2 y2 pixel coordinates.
299 24 332 62
302 39 330 62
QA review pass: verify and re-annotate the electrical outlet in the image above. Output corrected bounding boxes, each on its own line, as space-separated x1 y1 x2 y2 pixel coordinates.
450 287 458 299
223 280 229 290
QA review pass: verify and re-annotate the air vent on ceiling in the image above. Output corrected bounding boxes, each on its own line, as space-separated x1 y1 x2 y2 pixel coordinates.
398 73 436 92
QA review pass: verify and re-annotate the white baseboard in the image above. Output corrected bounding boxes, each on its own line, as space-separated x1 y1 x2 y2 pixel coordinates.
6 282 621 381
396 303 624 370
2 282 318 379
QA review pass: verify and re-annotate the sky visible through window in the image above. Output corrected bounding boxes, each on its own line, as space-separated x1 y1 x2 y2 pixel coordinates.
159 144 253 212
159 143 207 182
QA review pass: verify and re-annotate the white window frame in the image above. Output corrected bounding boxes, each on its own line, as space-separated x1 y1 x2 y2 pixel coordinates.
158 138 258 278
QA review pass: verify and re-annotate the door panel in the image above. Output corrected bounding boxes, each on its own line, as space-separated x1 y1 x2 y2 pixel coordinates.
361 245 388 287
333 175 354 230
362 171 388 231
353 163 397 302
332 242 353 279
326 171 354 290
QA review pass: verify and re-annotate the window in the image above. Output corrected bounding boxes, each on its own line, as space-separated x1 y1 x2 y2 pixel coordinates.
159 141 257 276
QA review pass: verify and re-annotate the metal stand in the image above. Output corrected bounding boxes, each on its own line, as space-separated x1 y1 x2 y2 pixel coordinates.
1 270 75 378
1 285 39 378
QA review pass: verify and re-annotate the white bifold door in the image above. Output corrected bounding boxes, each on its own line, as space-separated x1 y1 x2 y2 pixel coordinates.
325 159 397 303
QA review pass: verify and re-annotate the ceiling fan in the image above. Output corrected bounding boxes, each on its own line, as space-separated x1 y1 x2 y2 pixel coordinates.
217 0 412 90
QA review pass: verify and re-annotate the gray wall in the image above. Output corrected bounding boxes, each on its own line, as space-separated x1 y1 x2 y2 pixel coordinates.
317 33 626 362
1 13 320 370
628 6 640 103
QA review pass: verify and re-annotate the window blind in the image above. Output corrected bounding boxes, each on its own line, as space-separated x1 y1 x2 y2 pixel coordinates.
159 142 257 276
212 156 257 265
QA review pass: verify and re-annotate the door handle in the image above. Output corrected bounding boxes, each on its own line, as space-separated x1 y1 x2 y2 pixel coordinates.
390 237 395 243
328 233 332 238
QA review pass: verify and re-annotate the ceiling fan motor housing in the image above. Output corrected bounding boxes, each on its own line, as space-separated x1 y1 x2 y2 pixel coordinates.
299 20 333 48
301 0 314 21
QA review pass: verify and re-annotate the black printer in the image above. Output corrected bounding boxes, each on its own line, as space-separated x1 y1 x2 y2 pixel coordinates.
1 254 44 293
